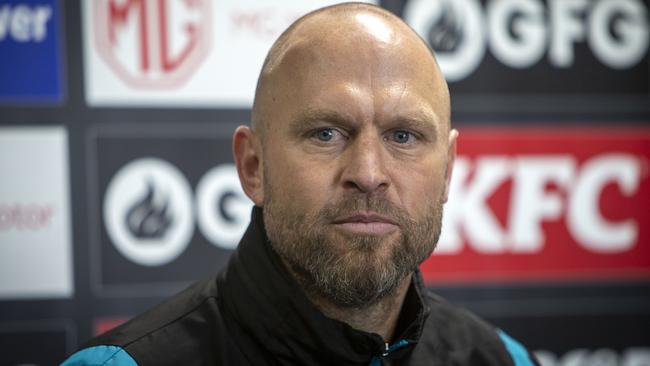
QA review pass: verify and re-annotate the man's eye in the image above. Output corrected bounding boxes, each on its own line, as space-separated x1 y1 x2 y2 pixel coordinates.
315 128 336 142
391 130 413 144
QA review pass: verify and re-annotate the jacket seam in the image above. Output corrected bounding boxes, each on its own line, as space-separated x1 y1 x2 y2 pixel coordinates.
101 347 132 366
121 291 220 349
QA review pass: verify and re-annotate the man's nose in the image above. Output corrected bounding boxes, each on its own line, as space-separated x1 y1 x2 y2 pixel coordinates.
341 134 390 194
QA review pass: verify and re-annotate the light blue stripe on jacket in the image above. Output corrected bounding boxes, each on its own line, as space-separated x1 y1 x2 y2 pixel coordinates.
61 345 138 366
497 329 536 366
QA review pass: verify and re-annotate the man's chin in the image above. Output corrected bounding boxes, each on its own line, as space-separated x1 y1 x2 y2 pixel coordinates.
326 230 402 255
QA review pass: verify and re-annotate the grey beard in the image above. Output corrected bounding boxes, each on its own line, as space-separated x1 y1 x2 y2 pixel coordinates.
263 192 443 308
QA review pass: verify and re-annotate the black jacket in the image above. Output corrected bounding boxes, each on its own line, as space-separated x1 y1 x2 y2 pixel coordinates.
62 208 539 366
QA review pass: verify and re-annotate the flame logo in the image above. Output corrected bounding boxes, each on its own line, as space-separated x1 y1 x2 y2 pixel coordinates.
428 2 464 53
125 179 173 239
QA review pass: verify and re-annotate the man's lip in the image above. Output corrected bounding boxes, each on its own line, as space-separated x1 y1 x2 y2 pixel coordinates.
332 212 397 225
331 212 398 236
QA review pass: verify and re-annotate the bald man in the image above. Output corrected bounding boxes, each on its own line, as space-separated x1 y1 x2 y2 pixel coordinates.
63 3 539 366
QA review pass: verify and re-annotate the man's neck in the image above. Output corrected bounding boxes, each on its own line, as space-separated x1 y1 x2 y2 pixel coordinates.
302 274 413 342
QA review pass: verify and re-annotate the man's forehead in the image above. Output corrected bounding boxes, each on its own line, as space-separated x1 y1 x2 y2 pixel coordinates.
271 22 441 93
268 50 447 132
289 80 444 125
262 4 436 77
252 3 449 136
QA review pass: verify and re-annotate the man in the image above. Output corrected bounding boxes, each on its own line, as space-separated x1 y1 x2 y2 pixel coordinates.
63 3 540 365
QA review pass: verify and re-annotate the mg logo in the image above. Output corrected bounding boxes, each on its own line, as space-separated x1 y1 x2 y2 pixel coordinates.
92 0 212 88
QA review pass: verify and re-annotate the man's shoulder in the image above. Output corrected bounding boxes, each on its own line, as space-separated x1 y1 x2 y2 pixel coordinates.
416 290 540 366
62 277 227 365
421 291 496 341
89 277 221 347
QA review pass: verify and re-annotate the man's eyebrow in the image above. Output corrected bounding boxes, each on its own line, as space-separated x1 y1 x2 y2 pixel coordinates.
289 109 356 132
388 112 440 141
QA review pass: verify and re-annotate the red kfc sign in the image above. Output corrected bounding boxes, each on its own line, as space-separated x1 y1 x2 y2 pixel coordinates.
93 0 211 88
422 127 650 284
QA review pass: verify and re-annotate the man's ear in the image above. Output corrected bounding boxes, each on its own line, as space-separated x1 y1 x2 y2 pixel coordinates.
233 126 264 206
442 129 458 203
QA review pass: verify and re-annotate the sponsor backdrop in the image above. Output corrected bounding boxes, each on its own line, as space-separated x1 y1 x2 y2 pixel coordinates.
0 0 648 365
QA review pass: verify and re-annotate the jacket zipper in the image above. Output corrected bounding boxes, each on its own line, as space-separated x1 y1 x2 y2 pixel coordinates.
382 342 390 357
369 339 410 366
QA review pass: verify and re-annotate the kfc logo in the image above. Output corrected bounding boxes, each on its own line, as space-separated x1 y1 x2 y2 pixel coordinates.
439 154 642 255
93 0 212 88
422 128 650 284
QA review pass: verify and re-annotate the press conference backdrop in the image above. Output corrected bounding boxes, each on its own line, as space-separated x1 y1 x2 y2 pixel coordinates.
0 0 648 365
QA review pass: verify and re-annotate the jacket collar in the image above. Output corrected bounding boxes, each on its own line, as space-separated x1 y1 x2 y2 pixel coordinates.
217 207 430 365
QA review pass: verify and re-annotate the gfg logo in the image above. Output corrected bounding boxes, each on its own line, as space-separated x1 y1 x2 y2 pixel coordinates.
405 0 650 81
92 0 212 88
104 158 252 266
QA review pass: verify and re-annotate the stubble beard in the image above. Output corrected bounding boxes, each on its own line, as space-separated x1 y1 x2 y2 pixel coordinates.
263 185 444 309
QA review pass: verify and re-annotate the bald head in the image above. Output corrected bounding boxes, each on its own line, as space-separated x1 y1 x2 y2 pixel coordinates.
233 4 458 309
251 2 450 139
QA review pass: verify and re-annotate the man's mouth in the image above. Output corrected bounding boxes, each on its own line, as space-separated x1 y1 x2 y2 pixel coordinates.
331 211 399 235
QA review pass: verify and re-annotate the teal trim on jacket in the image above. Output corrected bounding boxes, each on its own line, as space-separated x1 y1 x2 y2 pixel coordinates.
498 329 537 366
61 345 138 366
